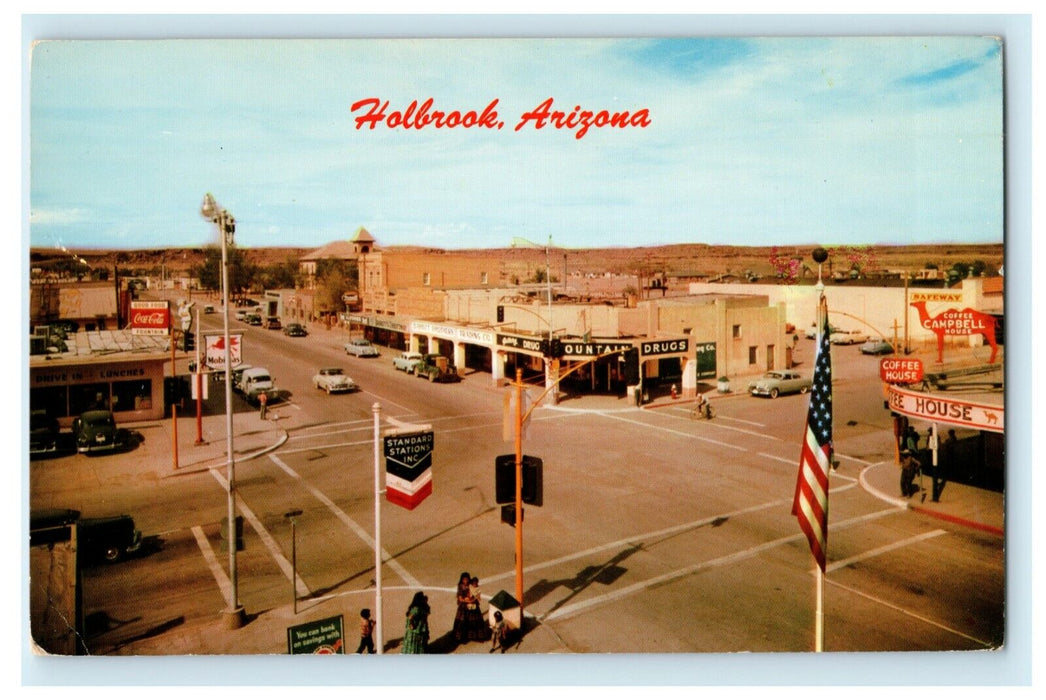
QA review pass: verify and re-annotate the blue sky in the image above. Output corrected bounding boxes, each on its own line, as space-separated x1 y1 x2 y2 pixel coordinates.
28 34 1004 252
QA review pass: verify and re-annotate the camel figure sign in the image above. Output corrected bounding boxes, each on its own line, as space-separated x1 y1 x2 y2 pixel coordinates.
910 301 999 364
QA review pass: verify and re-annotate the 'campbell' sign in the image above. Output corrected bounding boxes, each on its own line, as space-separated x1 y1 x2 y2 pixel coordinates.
879 357 923 384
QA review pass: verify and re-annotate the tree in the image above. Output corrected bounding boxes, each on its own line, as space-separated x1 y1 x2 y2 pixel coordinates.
198 243 256 299
313 258 358 314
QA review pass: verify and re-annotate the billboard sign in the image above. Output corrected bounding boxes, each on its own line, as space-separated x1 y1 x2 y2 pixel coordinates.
384 431 435 510
286 615 345 655
129 301 170 336
879 357 924 384
203 333 243 371
887 384 1003 433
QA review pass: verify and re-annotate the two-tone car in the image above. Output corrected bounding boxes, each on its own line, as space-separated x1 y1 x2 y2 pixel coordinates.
312 367 358 394
283 323 308 337
344 338 379 357
859 338 894 355
829 329 870 345
747 370 812 398
392 351 424 372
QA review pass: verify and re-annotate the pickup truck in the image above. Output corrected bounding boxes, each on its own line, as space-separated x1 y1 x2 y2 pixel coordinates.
413 354 461 383
237 366 276 403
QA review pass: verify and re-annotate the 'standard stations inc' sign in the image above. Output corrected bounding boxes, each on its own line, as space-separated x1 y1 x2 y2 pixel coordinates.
384 430 435 510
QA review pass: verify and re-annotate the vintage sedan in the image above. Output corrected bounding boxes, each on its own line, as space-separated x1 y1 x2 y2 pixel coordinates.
72 410 118 453
344 338 380 357
283 323 308 337
859 338 894 355
392 351 424 372
748 370 812 398
30 508 142 564
829 329 870 345
313 367 358 394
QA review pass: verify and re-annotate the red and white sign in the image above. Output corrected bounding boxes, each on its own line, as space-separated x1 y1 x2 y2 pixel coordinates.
129 301 170 336
887 384 1003 434
204 333 243 371
879 357 924 384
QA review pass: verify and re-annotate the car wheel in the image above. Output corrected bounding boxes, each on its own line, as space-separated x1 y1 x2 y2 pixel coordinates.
326 386 331 395
428 372 437 382
800 385 809 394
770 388 779 399
103 546 122 563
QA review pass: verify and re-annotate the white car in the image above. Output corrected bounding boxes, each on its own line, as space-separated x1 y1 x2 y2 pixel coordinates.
234 310 248 321
344 338 379 357
829 329 870 345
392 351 424 372
312 367 358 394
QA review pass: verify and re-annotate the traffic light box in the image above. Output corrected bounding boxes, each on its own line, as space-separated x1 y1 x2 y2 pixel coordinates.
495 455 543 507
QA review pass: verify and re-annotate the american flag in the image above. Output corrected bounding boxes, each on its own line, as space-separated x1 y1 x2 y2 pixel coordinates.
792 299 833 572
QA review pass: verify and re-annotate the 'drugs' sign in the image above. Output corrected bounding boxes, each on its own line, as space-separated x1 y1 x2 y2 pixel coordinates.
384 431 434 510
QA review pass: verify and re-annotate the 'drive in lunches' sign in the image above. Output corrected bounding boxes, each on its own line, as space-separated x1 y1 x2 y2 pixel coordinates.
129 301 170 336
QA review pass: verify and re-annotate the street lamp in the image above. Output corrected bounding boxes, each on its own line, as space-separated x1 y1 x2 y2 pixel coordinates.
201 192 245 629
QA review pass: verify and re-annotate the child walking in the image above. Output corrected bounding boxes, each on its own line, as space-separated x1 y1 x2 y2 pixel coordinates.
356 608 375 654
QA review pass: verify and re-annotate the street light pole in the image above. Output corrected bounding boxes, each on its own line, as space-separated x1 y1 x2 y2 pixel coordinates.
201 193 245 629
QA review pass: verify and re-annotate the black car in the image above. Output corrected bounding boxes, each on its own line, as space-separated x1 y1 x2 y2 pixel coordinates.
29 410 60 456
30 508 142 564
72 410 117 454
283 323 308 337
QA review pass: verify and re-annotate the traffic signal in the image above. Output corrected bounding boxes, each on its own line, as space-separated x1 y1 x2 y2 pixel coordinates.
497 305 504 323
549 339 562 357
500 505 522 526
495 455 543 506
179 331 195 351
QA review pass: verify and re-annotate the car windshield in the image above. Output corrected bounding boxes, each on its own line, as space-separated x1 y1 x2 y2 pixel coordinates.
764 373 783 379
86 414 114 427
322 368 343 375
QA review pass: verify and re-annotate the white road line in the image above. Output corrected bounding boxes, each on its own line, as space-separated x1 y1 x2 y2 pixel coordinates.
822 529 947 574
757 451 860 486
826 578 994 648
207 469 310 597
267 453 422 589
602 412 748 451
191 525 232 604
538 506 903 623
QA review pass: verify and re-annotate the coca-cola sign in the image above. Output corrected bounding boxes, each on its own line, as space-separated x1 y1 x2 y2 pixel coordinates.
130 301 170 335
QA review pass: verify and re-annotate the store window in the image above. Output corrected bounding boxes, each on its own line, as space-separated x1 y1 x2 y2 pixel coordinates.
30 386 69 419
732 324 742 339
69 383 111 415
748 346 758 365
423 272 431 286
113 379 153 412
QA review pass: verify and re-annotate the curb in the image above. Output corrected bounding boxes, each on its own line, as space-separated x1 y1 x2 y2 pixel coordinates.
167 427 290 476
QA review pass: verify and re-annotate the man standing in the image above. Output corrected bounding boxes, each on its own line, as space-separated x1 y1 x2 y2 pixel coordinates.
258 391 268 420
900 449 921 498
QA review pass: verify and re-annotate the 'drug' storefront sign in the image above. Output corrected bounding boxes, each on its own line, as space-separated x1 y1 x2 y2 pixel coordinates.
887 384 1003 433
640 338 689 357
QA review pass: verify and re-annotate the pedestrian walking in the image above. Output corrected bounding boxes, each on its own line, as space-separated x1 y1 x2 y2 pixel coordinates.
355 608 375 654
258 391 268 420
900 449 921 498
401 592 430 654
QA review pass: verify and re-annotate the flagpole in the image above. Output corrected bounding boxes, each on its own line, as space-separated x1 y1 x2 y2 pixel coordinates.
514 368 525 618
816 289 827 653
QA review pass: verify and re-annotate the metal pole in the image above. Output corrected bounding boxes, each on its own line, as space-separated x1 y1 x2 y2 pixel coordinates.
291 518 297 614
514 368 524 617
218 205 243 627
195 307 204 445
372 402 384 654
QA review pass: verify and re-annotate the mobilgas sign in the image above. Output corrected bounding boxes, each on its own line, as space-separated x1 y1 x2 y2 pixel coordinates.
887 384 1003 433
560 341 633 357
640 338 689 356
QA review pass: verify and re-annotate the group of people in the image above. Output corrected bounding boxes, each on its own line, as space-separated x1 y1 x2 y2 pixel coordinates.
899 425 958 502
355 571 511 654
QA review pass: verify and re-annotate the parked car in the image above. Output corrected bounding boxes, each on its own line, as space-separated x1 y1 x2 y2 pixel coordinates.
246 312 262 326
413 354 461 383
30 508 142 564
72 410 117 454
203 305 215 314
283 323 308 337
748 370 812 398
237 367 275 403
829 329 869 345
264 317 282 330
234 310 248 321
859 338 894 355
30 409 61 456
344 338 379 358
312 367 358 394
392 351 424 372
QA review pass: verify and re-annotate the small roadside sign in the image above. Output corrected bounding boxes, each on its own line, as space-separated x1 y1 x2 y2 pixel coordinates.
287 615 345 654
879 357 924 384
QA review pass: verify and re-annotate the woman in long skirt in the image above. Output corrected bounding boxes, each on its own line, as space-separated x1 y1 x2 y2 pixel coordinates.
452 572 472 643
402 592 430 654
